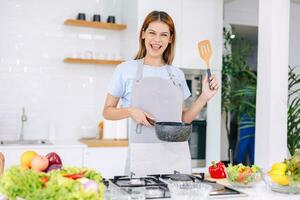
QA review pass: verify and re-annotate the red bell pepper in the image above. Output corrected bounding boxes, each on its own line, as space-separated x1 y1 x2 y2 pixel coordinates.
62 170 86 180
208 161 227 179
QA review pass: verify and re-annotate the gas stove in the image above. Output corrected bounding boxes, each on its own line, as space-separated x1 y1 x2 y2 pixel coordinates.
110 175 170 199
109 172 247 199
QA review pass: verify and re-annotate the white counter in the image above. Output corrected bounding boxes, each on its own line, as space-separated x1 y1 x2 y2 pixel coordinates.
209 180 300 200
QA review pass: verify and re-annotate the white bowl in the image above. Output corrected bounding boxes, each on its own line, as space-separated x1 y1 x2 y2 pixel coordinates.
168 182 212 200
261 170 300 194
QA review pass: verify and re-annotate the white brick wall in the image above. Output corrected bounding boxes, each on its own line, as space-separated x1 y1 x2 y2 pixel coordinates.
0 0 124 141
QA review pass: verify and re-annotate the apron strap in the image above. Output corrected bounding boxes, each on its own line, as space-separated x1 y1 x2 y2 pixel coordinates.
135 59 144 82
166 66 181 87
135 59 180 87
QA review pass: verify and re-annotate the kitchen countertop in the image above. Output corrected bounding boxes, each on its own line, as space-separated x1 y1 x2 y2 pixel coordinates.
209 179 300 200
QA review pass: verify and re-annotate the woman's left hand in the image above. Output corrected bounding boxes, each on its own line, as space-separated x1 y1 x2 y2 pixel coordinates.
201 74 219 102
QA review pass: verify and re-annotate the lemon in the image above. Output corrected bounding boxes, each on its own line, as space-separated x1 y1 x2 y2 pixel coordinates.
20 150 38 167
271 163 287 172
270 175 289 186
269 169 285 176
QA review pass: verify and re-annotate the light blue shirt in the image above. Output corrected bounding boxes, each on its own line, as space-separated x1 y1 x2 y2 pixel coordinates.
108 59 191 107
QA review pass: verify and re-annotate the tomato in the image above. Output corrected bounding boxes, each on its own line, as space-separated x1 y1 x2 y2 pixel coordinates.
236 173 245 182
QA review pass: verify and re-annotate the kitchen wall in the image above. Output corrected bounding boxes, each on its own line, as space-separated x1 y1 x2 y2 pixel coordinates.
0 0 124 141
224 0 300 71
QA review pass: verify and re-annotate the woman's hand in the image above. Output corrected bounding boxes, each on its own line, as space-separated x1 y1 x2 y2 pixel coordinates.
201 74 219 102
129 107 155 126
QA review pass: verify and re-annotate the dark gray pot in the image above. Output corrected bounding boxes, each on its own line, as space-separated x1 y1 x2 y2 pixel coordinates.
155 122 192 142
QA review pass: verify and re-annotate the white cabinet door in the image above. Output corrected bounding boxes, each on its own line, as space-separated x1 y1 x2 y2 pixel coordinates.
0 147 84 169
83 147 128 178
181 0 223 69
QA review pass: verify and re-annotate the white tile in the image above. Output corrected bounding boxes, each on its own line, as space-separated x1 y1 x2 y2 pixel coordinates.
0 0 121 141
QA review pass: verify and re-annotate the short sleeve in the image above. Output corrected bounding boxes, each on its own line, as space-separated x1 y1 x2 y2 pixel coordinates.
177 69 191 100
108 64 125 98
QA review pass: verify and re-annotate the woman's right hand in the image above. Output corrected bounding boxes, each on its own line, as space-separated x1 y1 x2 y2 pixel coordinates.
129 107 155 126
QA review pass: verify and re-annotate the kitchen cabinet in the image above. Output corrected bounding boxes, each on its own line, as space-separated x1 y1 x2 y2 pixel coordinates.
83 147 128 178
180 0 223 69
0 145 85 169
131 0 222 70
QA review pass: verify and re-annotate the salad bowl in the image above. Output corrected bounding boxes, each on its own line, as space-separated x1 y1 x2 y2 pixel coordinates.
226 164 261 188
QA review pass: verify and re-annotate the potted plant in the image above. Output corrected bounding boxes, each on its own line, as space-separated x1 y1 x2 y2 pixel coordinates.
222 26 254 162
287 66 300 155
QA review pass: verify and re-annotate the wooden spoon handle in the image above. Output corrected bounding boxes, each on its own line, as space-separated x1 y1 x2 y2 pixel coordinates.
207 69 212 90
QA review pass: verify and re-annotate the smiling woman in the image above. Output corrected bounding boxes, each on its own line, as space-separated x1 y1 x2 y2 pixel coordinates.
102 10 219 176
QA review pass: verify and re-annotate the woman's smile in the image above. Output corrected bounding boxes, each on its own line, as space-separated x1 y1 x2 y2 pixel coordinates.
150 43 162 51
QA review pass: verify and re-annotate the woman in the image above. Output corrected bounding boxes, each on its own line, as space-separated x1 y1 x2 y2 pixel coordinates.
103 11 219 176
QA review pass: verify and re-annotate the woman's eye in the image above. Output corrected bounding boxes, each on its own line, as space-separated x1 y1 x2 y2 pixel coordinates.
149 32 155 35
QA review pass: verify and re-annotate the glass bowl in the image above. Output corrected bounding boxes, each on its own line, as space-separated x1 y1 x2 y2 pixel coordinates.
226 167 261 188
168 182 212 200
261 170 300 194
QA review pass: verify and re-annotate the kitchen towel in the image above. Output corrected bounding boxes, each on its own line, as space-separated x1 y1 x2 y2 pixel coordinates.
103 119 117 139
116 118 128 139
103 119 128 139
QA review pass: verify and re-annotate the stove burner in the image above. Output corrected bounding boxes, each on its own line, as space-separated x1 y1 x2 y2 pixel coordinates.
170 174 193 181
110 175 170 199
148 172 205 182
145 186 168 198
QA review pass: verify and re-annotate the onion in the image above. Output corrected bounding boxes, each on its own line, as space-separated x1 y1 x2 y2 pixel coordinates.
46 164 62 173
78 177 90 184
84 180 99 193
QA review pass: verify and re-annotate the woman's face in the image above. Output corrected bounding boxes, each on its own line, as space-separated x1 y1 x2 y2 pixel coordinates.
142 21 172 59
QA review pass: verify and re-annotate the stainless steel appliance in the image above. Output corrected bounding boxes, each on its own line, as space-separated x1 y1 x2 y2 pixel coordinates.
181 68 207 168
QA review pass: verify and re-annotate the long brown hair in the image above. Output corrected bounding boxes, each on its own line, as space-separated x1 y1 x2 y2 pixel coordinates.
134 11 176 65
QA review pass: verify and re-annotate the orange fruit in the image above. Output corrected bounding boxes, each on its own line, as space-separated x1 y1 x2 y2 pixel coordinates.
20 150 38 167
20 164 30 171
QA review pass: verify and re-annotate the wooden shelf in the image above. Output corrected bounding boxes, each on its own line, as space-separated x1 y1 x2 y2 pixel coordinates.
64 58 123 65
64 19 127 30
79 139 128 147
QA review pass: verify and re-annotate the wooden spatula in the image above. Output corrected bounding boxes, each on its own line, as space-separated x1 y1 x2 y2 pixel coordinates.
198 40 212 89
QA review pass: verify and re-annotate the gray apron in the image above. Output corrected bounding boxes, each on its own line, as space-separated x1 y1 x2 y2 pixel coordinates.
126 59 191 176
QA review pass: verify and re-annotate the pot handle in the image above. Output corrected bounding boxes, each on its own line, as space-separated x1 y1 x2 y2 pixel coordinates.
135 124 142 134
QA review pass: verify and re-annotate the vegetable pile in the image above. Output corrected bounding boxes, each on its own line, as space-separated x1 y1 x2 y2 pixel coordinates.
0 166 106 200
0 150 106 200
